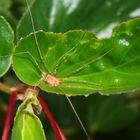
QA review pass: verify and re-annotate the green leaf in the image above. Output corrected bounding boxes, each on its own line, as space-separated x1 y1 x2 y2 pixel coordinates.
42 93 138 135
0 16 14 77
17 0 140 37
0 0 11 10
12 89 46 140
12 18 140 95
91 95 138 132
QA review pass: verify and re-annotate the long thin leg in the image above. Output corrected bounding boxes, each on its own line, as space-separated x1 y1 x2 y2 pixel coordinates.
54 32 86 75
13 51 43 73
58 87 91 140
25 0 50 74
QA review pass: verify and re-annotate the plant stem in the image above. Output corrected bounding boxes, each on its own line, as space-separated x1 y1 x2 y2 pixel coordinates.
1 91 17 140
0 82 11 94
38 95 66 140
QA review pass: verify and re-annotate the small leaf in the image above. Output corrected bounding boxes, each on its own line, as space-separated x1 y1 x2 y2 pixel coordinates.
13 18 140 95
11 89 46 140
0 16 14 77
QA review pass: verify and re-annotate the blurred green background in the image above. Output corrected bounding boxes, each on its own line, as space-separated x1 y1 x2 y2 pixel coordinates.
0 0 140 139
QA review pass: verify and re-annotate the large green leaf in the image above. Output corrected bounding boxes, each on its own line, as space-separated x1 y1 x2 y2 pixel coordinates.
41 93 138 137
17 0 140 38
12 89 46 140
90 95 138 132
0 16 14 77
13 18 140 95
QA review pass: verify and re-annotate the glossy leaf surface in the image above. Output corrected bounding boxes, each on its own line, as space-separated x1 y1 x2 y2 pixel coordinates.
11 89 46 140
13 18 140 95
17 0 140 38
0 16 14 77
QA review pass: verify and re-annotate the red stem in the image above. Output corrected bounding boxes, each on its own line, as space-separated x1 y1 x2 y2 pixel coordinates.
1 91 17 140
38 95 66 140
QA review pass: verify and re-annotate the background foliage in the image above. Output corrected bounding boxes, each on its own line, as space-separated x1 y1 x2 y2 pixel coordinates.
0 0 140 139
